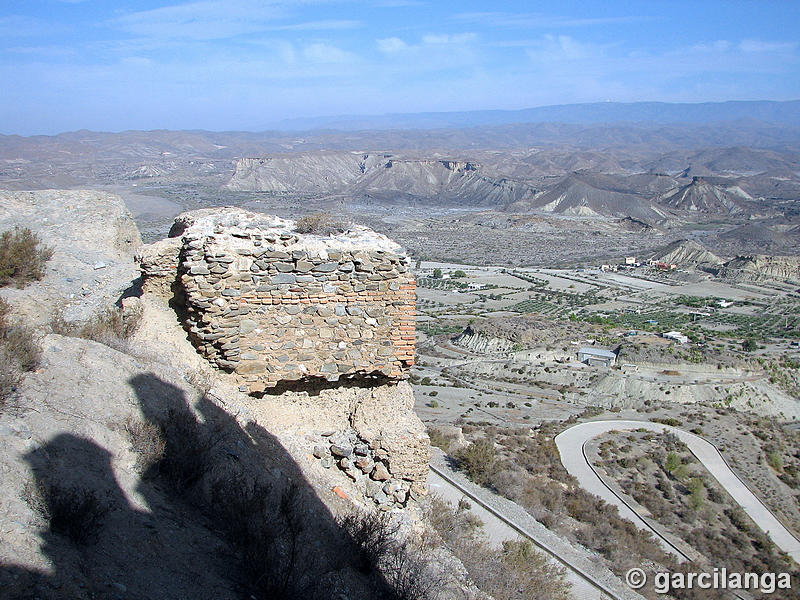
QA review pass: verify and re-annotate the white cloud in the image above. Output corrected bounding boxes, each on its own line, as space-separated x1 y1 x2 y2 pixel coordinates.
372 32 480 73
272 19 361 31
525 34 602 62
0 15 69 38
120 56 154 67
421 33 476 45
110 0 348 41
372 0 425 7
739 39 797 53
452 12 652 29
377 37 408 54
689 40 732 53
376 32 477 56
302 43 358 64
112 1 283 40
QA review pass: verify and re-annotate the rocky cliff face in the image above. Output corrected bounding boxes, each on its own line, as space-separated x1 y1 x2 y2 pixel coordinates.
452 325 515 355
717 254 800 282
226 153 371 194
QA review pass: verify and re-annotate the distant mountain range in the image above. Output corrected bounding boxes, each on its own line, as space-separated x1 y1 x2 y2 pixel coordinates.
274 100 800 131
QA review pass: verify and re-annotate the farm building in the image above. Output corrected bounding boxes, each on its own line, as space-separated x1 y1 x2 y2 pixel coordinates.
577 347 617 367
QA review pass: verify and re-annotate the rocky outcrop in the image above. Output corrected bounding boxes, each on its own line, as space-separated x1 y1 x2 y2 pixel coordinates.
508 173 666 221
307 381 429 508
138 208 416 393
716 254 800 283
0 195 432 597
226 153 371 194
650 239 723 266
0 189 141 326
658 177 751 214
453 325 515 355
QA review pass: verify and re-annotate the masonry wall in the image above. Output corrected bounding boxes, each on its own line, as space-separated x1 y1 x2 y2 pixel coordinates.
177 228 415 393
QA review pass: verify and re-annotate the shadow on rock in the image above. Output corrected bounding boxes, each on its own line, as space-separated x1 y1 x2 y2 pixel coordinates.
1 372 404 599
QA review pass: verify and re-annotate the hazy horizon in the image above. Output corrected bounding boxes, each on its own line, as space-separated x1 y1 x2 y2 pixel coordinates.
2 1 799 135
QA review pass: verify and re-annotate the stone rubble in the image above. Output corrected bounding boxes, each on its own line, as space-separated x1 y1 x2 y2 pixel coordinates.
311 429 426 510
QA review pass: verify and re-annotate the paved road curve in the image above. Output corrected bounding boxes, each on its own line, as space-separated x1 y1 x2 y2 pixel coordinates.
555 420 800 565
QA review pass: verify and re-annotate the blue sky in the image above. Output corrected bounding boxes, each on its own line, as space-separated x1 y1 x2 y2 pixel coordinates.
1 0 799 134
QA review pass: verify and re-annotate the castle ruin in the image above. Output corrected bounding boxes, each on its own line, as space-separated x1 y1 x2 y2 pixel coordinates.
137 209 416 393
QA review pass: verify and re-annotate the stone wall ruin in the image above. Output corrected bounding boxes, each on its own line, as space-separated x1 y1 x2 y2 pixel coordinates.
137 209 416 393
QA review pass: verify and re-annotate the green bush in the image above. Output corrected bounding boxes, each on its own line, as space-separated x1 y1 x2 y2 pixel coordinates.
0 226 53 288
456 439 497 485
742 337 758 352
767 451 784 472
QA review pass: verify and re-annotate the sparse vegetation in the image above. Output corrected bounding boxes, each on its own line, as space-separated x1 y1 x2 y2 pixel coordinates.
455 438 497 485
339 510 400 574
124 416 166 473
51 304 142 352
427 426 457 453
595 431 800 597
0 226 53 288
26 480 109 545
450 424 683 593
425 496 570 600
123 396 447 600
0 298 40 403
294 212 348 235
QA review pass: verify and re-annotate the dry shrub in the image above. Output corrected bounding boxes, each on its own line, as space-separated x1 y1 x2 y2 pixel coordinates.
0 226 53 288
1 324 41 372
339 510 400 574
425 496 570 600
52 305 141 352
294 213 348 236
25 479 109 545
124 417 166 473
209 479 314 599
0 352 19 404
426 427 456 453
151 407 213 491
0 298 41 404
381 542 444 600
340 509 444 599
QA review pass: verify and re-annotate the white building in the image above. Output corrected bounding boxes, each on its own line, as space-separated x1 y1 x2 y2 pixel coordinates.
663 331 689 344
577 347 617 367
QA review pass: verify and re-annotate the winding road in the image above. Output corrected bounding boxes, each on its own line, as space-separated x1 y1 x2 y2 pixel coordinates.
555 420 800 565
